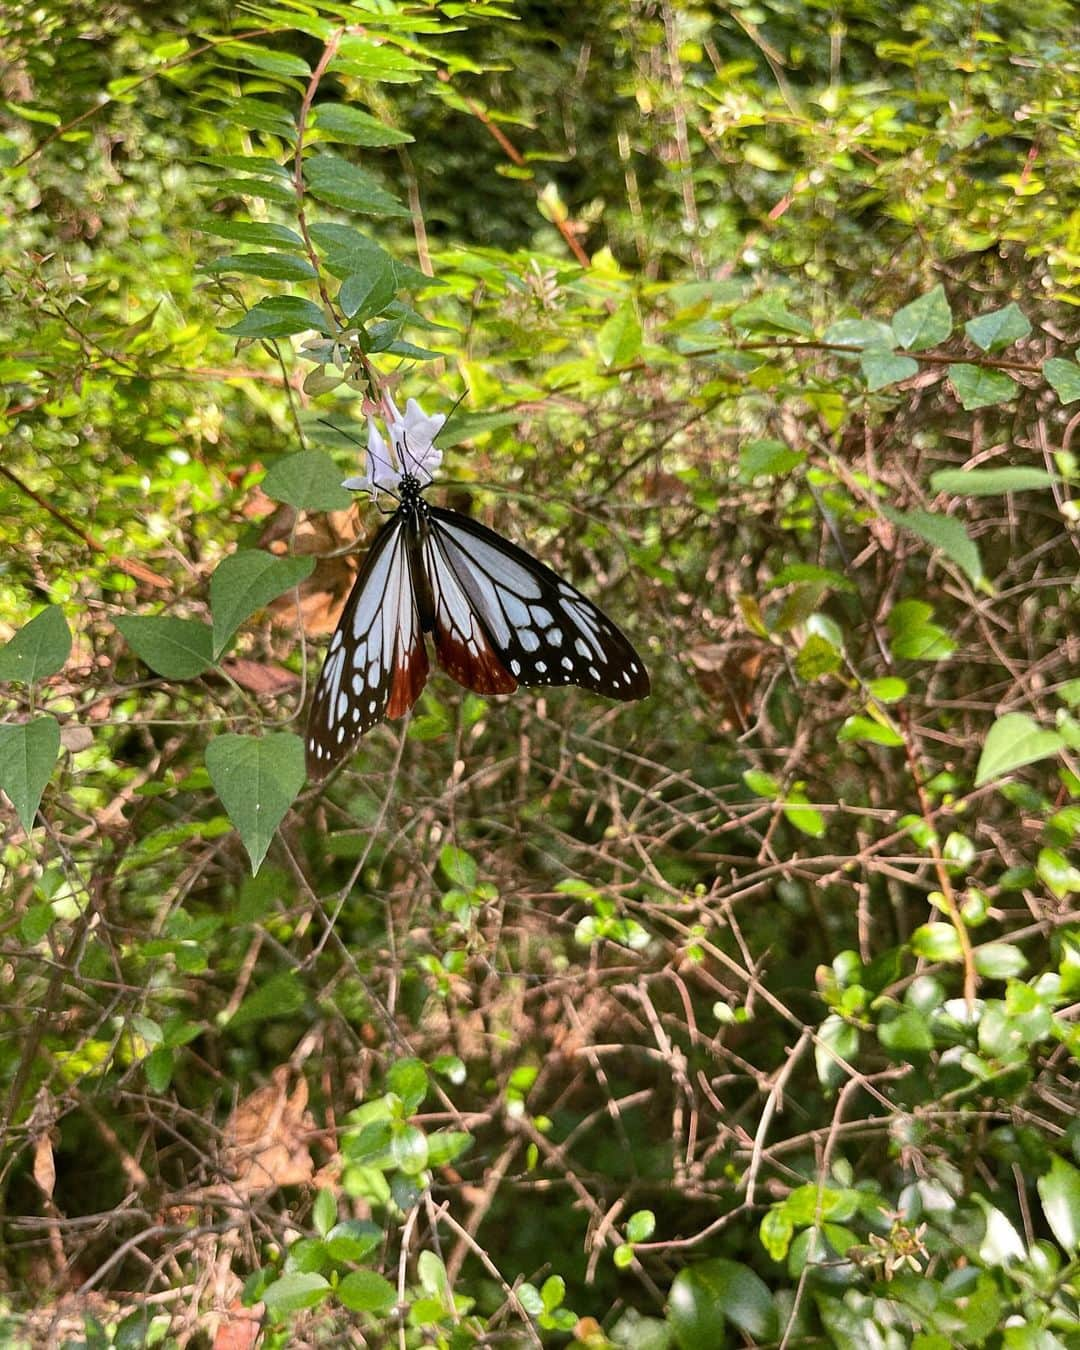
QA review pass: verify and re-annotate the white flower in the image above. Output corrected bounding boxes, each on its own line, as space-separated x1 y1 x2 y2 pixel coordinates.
341 394 446 498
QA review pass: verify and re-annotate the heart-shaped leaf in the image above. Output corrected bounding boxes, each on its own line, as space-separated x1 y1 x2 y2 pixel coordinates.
205 732 305 873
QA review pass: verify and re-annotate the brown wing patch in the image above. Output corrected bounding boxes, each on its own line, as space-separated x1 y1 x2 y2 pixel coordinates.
435 621 518 695
386 636 429 719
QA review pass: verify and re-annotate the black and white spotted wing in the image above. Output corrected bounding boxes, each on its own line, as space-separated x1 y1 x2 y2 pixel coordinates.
306 476 649 778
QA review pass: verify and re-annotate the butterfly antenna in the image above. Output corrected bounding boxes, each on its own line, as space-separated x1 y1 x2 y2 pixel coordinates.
434 390 469 445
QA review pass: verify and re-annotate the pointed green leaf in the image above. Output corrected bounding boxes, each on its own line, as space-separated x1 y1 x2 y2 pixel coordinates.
209 97 295 138
947 364 1018 410
197 220 305 249
930 467 1053 496
1037 1155 1080 1252
115 616 214 679
597 300 642 367
892 285 952 350
216 40 311 77
303 153 409 217
974 713 1065 787
210 550 314 657
440 845 477 889
860 349 918 390
1044 357 1080 404
964 304 1031 353
203 252 317 281
815 1013 859 1090
731 296 812 335
230 970 306 1029
0 606 71 684
205 732 305 873
339 259 397 320
261 451 354 511
822 318 896 349
883 506 984 587
221 296 330 338
887 600 956 661
308 222 395 280
0 716 61 832
312 102 413 146
668 1259 777 1346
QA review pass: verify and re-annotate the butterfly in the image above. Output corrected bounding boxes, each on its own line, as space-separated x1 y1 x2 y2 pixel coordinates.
305 397 649 778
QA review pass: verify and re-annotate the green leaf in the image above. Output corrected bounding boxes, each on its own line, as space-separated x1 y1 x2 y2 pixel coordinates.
859 349 918 390
222 296 330 338
262 451 354 511
312 102 413 146
838 714 904 747
203 252 317 281
815 1013 858 1090
1037 1155 1080 1252
216 40 311 77
213 97 296 138
440 845 477 889
308 222 397 282
0 717 61 833
877 1007 934 1053
597 300 642 367
974 943 1028 979
930 467 1054 496
425 1130 473 1166
0 606 71 683
822 318 896 349
887 599 957 662
144 1047 174 1093
261 1271 330 1320
883 506 984 588
210 550 315 658
20 902 56 944
387 1058 429 1112
964 304 1031 352
627 1210 656 1242
229 970 306 1029
1044 357 1080 404
115 616 214 679
892 285 952 350
198 219 305 248
325 1220 382 1262
731 296 812 336
947 364 1018 411
337 1270 396 1314
303 153 409 217
667 1259 777 1347
328 34 428 83
910 923 962 961
391 1124 429 1175
974 713 1065 787
738 439 805 479
313 1188 336 1238
339 261 397 321
418 1250 449 1300
205 732 306 873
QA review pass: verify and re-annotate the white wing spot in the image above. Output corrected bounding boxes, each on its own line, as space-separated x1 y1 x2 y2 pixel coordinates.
329 630 342 654
535 660 547 674
336 692 348 722
588 665 600 680
368 698 377 714
561 656 573 670
575 638 591 659
546 627 563 647
336 725 345 744
510 659 521 676
531 606 553 626
520 630 540 652
352 674 364 695
368 661 381 688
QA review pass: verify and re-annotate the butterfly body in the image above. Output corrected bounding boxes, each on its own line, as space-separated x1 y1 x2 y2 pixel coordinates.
306 471 649 778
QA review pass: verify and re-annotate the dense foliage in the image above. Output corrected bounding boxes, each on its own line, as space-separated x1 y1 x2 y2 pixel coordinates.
1 0 1079 1346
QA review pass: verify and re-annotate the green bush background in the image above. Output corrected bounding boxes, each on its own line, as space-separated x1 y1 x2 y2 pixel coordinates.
1 1 1078 1345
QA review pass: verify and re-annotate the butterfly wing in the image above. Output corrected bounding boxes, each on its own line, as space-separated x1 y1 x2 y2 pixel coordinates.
426 506 650 701
306 514 429 778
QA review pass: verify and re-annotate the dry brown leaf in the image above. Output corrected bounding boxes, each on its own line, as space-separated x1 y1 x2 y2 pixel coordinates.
223 1066 315 1194
688 640 778 731
212 1299 264 1350
32 1130 56 1200
219 659 300 697
260 505 364 637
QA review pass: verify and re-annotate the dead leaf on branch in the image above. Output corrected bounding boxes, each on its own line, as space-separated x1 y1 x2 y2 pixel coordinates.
222 1066 316 1194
